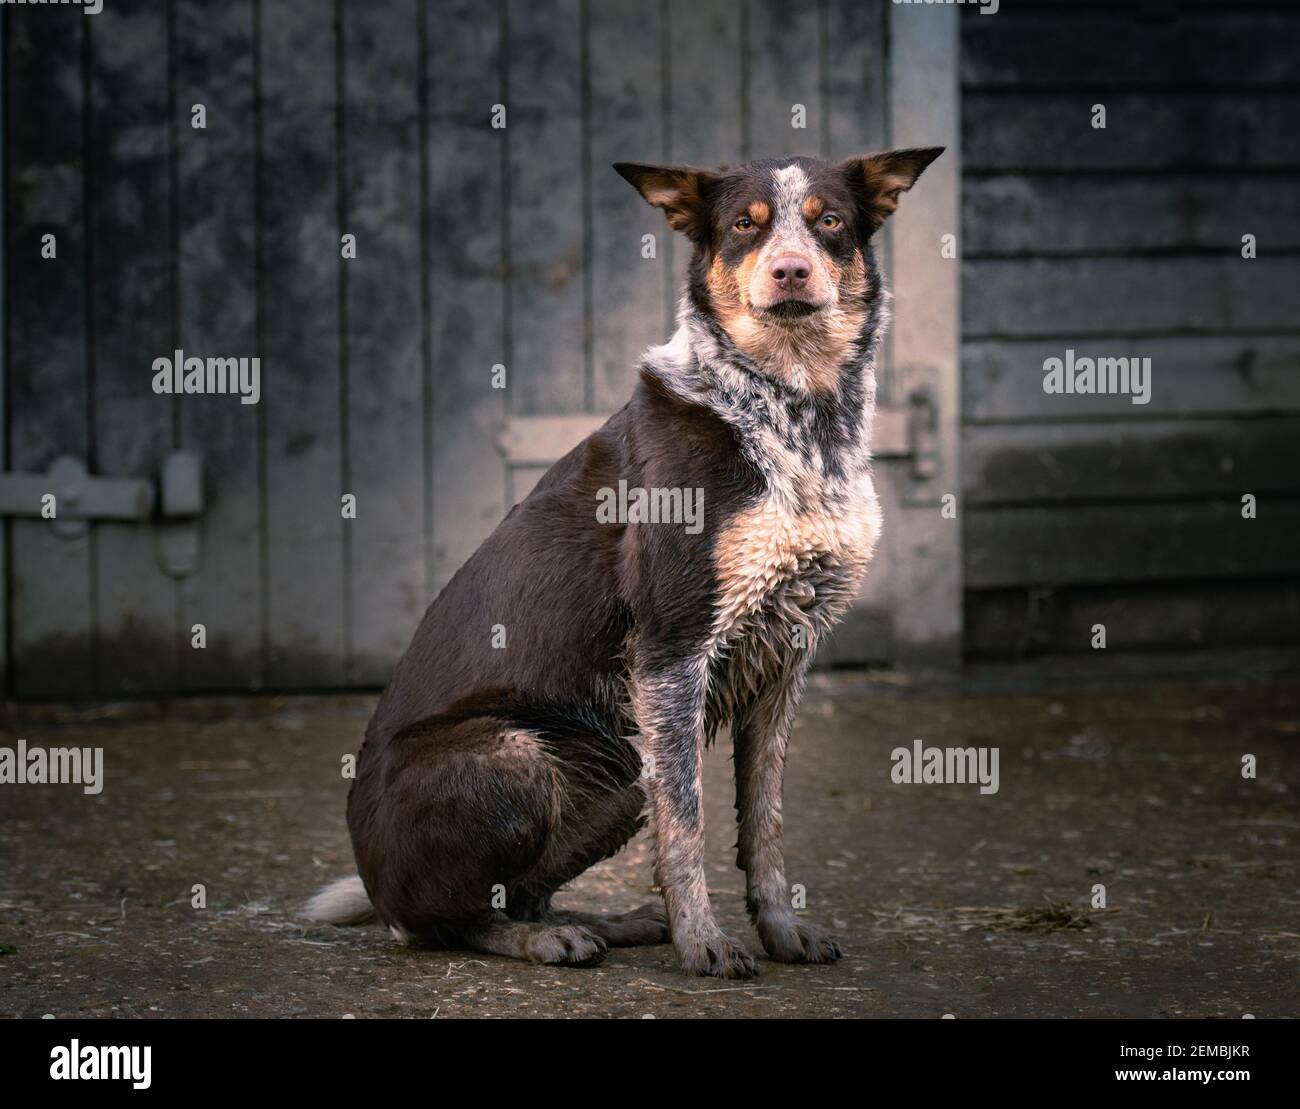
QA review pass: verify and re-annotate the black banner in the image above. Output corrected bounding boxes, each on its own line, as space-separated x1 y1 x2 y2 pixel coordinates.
4 1017 1292 1096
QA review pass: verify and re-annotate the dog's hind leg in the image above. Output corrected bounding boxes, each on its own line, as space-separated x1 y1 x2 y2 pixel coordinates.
542 903 668 947
461 917 609 966
354 715 654 964
353 718 579 956
517 782 667 946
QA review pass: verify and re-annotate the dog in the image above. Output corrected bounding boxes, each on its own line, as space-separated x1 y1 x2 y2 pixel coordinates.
306 147 944 978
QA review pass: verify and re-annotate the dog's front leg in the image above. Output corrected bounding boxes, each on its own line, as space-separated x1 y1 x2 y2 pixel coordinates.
633 655 757 979
734 663 842 963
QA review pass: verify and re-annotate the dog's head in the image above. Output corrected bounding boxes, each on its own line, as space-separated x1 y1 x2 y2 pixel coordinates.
615 149 943 392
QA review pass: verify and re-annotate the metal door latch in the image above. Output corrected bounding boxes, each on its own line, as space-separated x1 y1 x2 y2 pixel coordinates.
0 451 204 547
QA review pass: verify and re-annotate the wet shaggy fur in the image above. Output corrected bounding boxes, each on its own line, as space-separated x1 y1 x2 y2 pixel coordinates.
307 147 943 977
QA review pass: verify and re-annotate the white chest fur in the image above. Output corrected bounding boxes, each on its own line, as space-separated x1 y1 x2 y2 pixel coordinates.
709 473 882 651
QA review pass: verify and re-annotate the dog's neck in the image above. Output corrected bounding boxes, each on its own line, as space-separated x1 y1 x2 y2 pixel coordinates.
640 291 889 512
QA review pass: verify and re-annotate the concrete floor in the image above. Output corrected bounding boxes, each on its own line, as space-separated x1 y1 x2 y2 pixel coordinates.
1 670 1297 1018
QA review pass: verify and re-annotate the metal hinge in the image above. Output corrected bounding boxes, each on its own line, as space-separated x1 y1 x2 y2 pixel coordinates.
906 386 939 480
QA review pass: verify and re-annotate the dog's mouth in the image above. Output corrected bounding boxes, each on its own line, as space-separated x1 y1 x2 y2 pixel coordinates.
756 299 823 322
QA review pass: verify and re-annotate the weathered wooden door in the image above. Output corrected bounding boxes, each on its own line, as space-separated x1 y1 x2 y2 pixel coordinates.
436 0 962 669
4 0 959 698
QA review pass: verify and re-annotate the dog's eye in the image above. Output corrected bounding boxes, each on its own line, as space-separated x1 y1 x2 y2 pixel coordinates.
734 217 754 231
820 213 842 230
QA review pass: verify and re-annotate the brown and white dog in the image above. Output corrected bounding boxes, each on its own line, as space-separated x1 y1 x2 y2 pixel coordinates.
306 147 943 978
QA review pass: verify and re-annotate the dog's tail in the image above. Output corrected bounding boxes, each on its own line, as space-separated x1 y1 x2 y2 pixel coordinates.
303 875 375 925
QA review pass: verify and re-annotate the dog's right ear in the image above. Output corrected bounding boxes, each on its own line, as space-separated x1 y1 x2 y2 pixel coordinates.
614 162 718 242
838 147 945 233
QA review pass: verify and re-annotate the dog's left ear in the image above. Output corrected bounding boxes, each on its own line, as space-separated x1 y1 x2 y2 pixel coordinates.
838 147 944 232
613 162 719 242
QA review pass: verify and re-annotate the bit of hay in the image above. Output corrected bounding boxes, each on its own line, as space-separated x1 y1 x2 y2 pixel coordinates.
630 977 776 996
951 897 1103 934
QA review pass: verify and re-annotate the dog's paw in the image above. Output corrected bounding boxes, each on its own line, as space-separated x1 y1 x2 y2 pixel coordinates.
675 929 759 979
757 912 843 964
525 925 608 968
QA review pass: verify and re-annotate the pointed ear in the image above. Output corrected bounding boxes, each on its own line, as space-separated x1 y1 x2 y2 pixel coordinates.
613 162 719 241
839 147 944 232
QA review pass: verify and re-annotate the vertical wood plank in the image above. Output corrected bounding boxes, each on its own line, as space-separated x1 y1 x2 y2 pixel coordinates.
429 0 507 594
665 0 745 167
506 0 585 416
746 0 823 161
260 1 346 686
341 0 424 683
887 3 962 667
7 10 94 697
174 0 262 690
825 0 886 159
88 0 177 693
589 0 666 411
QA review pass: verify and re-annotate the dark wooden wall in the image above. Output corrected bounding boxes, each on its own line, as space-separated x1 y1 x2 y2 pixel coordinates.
959 2 1300 658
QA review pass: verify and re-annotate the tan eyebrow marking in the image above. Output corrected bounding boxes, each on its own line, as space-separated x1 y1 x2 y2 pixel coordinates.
747 201 770 224
802 195 825 220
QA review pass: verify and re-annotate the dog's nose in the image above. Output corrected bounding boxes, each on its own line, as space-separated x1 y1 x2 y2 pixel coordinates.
769 254 811 292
